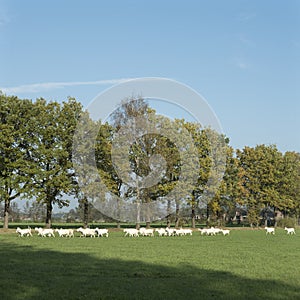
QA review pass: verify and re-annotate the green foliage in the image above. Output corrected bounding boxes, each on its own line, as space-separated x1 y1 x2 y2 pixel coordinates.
0 95 36 228
23 98 83 227
1 93 300 229
277 217 297 228
235 145 300 226
0 95 83 228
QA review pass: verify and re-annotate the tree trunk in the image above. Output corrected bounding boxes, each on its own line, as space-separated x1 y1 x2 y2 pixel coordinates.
167 218 171 228
116 194 121 228
191 206 196 229
45 200 53 228
146 199 151 229
175 200 180 228
136 189 141 230
83 200 89 229
167 199 171 228
206 206 210 226
3 198 10 229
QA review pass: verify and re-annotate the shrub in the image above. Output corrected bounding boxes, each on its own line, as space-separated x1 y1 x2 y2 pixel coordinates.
277 217 296 228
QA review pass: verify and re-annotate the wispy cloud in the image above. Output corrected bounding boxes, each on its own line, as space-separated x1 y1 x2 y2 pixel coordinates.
0 9 11 26
237 12 257 22
0 78 133 94
0 16 8 26
239 35 256 48
233 57 251 70
292 40 300 49
236 61 249 69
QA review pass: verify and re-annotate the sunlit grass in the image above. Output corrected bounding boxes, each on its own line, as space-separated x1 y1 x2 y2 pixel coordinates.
0 228 299 299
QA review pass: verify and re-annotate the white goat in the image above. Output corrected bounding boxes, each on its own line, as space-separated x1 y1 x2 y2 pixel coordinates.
40 228 55 237
265 227 275 235
198 227 221 236
220 229 230 236
139 228 154 237
198 228 208 235
123 228 139 237
138 227 146 236
35 227 54 237
95 228 109 237
16 227 32 237
76 227 96 238
182 228 193 236
284 227 296 235
206 228 217 236
55 228 74 237
67 229 74 237
165 227 176 236
35 227 43 236
155 228 167 236
174 228 185 236
211 227 222 235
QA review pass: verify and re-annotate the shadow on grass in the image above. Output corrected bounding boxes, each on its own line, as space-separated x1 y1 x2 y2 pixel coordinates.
0 240 299 300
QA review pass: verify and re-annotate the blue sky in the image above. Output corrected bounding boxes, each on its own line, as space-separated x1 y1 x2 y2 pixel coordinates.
1 0 300 153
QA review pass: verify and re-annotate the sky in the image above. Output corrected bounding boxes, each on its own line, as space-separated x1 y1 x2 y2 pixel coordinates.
0 0 300 153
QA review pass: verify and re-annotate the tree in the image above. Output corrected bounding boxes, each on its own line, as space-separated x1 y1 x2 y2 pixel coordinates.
24 98 82 228
105 97 227 228
236 145 284 226
109 96 154 229
95 122 122 227
179 124 227 228
279 152 300 219
0 94 34 228
110 97 205 229
23 200 46 222
175 121 210 227
207 145 236 225
72 109 107 228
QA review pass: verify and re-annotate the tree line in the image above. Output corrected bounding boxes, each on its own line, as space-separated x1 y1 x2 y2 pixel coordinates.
1 93 299 229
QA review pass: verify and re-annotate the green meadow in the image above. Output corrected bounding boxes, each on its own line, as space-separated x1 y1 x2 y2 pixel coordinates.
0 228 299 300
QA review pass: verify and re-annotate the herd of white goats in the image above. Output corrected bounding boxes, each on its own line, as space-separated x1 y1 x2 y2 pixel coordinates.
15 226 296 238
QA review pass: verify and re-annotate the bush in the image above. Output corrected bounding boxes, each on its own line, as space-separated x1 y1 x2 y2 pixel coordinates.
206 220 218 227
277 217 296 228
216 218 226 227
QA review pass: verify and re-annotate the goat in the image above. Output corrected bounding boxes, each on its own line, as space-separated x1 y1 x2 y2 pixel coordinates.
165 227 176 236
35 227 43 236
139 228 154 237
123 228 139 237
220 229 230 236
265 227 275 235
76 227 96 238
182 228 193 236
174 228 185 236
210 227 222 235
206 228 217 236
40 228 55 237
95 228 109 237
34 227 55 237
198 228 208 235
16 227 32 237
55 228 74 237
198 227 221 236
284 227 296 235
155 228 167 236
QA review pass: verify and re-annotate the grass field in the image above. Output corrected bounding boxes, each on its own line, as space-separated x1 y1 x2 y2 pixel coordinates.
0 228 299 300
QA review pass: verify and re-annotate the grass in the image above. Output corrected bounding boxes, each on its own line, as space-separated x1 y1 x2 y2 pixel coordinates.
0 228 299 300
